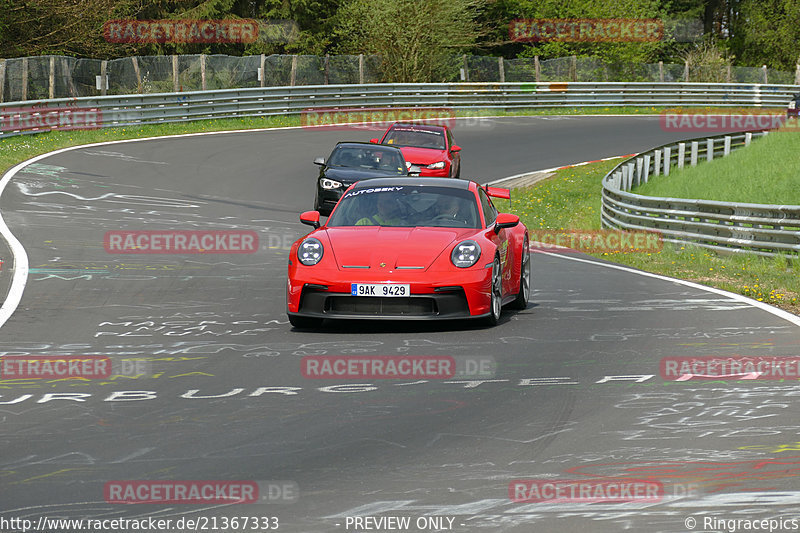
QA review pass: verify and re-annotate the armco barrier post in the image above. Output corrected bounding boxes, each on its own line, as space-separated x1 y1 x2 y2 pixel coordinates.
654 149 661 176
706 138 713 161
690 141 698 166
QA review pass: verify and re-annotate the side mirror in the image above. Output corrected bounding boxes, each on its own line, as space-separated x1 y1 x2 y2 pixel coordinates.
300 210 321 229
485 186 510 199
450 144 462 152
408 165 422 176
369 138 379 144
494 213 519 233
313 157 325 166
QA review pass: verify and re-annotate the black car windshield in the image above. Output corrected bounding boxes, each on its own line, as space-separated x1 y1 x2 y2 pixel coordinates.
327 185 480 228
384 128 446 150
327 146 406 173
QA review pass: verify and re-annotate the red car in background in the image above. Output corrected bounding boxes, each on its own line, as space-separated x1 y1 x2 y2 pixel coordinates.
286 177 530 329
371 123 461 178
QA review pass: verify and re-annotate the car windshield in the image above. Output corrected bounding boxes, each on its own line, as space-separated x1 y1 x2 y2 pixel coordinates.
327 185 480 228
383 128 446 150
327 146 406 173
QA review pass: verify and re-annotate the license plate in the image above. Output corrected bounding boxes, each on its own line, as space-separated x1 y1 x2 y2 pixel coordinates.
351 283 410 297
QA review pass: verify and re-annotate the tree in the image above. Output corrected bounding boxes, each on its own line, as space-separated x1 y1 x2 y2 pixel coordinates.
734 0 800 70
333 0 486 82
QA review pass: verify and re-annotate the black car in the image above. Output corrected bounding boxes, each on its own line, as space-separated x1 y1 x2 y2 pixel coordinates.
788 92 800 118
313 142 418 216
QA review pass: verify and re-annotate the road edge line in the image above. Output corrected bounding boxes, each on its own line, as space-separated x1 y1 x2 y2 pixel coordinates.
539 251 800 327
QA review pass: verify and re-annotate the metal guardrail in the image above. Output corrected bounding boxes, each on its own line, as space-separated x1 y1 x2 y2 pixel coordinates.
0 82 798 139
601 130 800 257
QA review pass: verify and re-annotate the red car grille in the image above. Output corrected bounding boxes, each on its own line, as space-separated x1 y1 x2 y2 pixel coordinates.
326 296 436 316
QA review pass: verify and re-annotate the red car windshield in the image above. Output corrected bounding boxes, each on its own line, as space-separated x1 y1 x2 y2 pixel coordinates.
383 128 446 150
327 186 480 228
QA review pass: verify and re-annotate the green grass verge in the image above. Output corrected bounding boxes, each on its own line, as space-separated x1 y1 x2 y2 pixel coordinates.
493 160 800 316
634 129 800 204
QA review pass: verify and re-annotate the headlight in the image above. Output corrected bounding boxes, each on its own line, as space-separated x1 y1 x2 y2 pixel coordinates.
426 161 446 169
451 240 481 268
790 101 797 110
298 238 324 265
321 178 342 189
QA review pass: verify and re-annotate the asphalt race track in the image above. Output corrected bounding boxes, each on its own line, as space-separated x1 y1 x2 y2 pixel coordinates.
1 116 800 533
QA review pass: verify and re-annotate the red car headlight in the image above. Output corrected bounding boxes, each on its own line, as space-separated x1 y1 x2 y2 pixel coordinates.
298 238 324 265
451 240 481 268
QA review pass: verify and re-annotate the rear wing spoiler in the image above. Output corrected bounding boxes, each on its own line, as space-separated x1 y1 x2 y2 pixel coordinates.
484 186 511 200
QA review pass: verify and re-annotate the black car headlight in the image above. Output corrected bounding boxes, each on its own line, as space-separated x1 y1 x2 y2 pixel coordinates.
321 178 343 189
298 238 324 265
451 240 481 268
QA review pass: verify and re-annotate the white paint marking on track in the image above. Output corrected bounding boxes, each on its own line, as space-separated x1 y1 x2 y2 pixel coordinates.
0 125 320 330
540 251 800 328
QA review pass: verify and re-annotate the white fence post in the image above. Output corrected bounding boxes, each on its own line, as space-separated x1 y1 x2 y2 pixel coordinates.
654 149 661 176
49 56 55 99
677 142 685 168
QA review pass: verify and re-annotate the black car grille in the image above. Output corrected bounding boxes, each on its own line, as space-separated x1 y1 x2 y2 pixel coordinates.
326 296 436 316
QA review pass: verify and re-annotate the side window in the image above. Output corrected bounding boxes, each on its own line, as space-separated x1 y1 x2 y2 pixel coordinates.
478 188 497 226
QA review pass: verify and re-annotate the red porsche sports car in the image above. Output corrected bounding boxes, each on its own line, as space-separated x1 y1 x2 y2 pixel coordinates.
370 123 461 178
286 177 530 328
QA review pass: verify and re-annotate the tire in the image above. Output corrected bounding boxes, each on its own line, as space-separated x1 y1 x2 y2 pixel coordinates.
510 236 531 310
288 315 323 329
481 257 503 326
454 164 460 179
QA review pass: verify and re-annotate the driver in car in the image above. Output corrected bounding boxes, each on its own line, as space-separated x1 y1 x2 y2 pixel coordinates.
356 193 405 226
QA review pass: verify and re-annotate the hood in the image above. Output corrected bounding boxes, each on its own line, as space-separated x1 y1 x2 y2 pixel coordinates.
323 227 474 270
324 166 406 183
398 146 448 166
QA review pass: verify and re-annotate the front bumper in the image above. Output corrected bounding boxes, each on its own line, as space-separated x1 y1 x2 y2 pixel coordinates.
293 290 477 320
287 268 492 320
